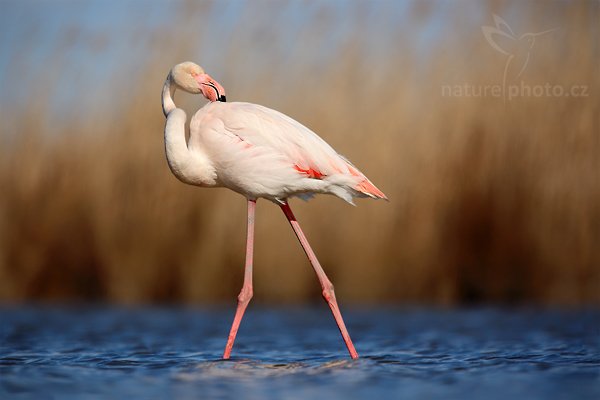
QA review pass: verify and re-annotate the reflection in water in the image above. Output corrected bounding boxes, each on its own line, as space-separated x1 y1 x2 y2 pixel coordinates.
1 307 598 399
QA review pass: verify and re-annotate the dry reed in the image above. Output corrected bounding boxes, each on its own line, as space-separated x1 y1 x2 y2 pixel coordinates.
0 0 597 304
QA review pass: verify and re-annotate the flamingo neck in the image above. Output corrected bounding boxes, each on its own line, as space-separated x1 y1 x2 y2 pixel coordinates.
162 77 217 187
162 74 177 116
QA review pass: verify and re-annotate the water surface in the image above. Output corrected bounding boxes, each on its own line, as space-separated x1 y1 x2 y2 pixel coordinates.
1 307 598 399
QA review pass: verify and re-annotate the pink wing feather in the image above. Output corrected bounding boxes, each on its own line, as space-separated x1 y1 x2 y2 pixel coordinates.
191 102 386 201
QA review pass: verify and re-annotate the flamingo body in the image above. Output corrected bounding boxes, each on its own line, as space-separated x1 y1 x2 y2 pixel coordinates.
162 61 386 360
179 100 385 203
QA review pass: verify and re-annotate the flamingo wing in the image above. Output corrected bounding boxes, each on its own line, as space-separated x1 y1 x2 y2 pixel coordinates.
190 102 386 202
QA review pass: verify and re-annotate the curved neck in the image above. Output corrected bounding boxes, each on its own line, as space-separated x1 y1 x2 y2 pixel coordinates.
162 74 188 177
162 75 217 187
162 74 177 117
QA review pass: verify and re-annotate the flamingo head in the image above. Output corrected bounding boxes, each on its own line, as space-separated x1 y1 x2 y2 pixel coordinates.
170 61 226 102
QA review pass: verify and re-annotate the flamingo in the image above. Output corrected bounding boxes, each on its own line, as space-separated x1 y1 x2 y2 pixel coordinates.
161 61 386 360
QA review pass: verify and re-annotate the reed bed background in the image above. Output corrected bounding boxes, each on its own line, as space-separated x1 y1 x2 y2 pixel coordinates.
0 0 597 305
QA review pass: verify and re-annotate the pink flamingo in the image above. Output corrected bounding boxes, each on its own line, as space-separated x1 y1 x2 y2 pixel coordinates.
162 62 386 360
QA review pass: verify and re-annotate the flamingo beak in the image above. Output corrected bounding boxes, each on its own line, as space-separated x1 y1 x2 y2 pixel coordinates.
194 74 227 102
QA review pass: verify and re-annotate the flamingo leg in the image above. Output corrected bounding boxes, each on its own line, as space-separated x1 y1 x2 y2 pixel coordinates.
280 202 359 359
223 199 256 359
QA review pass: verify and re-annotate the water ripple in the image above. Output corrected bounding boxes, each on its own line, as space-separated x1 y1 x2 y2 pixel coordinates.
0 307 598 399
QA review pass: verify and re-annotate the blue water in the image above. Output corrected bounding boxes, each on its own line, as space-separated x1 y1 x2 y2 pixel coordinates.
1 307 598 399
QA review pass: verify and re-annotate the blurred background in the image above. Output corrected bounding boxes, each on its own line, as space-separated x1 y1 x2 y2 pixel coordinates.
0 0 597 306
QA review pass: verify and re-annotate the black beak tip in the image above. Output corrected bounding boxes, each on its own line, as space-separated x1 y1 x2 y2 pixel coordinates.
218 95 227 102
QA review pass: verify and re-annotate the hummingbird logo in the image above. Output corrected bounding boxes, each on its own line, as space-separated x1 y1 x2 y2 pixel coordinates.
482 14 555 92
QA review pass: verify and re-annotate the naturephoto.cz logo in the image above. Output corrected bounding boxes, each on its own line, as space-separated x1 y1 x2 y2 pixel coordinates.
442 14 589 101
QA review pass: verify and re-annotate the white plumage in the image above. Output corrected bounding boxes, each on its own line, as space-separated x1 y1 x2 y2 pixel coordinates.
161 61 385 360
162 62 385 205
186 101 383 203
